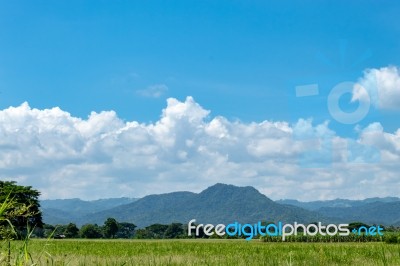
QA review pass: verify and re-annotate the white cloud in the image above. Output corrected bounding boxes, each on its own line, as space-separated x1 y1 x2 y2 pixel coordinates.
352 66 400 110
136 84 168 98
0 97 399 201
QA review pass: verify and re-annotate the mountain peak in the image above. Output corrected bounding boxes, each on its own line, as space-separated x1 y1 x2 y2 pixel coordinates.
203 183 259 192
199 183 272 204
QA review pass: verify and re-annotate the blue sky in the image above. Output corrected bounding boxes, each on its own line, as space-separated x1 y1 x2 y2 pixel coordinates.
0 1 399 199
1 1 399 129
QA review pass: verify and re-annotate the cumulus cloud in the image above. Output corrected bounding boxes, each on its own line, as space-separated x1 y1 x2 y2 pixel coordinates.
352 66 400 110
0 97 399 200
136 84 168 98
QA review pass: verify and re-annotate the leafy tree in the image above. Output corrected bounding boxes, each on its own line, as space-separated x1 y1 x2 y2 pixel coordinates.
0 195 18 239
116 222 136 238
145 224 169 239
32 227 45 238
164 223 184 239
134 228 150 239
134 224 168 239
103 218 119 238
0 181 43 238
42 224 56 238
80 224 103 239
53 225 67 236
64 223 79 238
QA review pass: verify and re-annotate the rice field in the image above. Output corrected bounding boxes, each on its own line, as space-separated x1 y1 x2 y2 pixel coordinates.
1 239 400 265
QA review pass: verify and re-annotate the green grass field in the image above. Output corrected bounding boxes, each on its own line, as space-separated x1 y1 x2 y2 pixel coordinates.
2 239 400 265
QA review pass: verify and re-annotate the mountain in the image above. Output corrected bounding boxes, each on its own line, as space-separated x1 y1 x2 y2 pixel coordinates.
276 197 400 211
40 197 137 225
317 201 400 226
78 183 324 227
276 197 400 226
40 184 400 227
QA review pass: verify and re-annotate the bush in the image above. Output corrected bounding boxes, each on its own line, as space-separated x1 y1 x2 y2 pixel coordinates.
384 234 399 244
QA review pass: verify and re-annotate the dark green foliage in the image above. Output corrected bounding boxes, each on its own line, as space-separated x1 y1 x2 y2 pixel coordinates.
384 233 400 244
115 222 136 238
145 224 168 238
64 223 79 238
134 229 150 239
80 224 103 239
42 224 56 238
0 181 43 238
53 224 67 236
103 218 118 238
32 227 45 238
164 223 184 239
38 219 137 239
134 223 185 239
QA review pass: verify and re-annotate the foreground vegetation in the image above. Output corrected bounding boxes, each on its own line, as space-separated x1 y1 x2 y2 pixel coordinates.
1 239 400 265
1 181 400 265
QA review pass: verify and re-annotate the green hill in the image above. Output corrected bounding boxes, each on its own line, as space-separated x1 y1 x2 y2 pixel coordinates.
81 183 323 227
276 197 400 211
41 184 400 227
41 197 137 225
316 201 400 226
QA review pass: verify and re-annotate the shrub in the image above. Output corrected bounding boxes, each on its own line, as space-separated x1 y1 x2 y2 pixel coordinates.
384 234 399 244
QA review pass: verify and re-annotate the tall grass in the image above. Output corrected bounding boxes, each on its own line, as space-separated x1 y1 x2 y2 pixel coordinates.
4 239 400 266
260 233 393 243
0 195 42 266
2 196 400 265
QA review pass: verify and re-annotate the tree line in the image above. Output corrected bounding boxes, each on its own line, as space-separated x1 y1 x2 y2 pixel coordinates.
35 218 137 239
1 180 400 242
32 221 190 239
0 181 190 240
0 181 220 240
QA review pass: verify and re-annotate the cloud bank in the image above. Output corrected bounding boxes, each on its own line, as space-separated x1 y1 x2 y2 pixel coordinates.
353 66 400 110
0 97 399 200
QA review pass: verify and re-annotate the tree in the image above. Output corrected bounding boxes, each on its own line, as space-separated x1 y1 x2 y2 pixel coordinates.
116 222 136 239
134 228 150 239
0 181 43 238
53 224 67 236
145 224 169 239
164 223 184 239
134 224 168 239
103 218 119 238
64 223 79 238
80 224 103 239
42 224 56 238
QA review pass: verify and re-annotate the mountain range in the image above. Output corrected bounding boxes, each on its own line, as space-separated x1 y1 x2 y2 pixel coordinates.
277 197 400 226
40 183 400 227
41 197 137 225
276 197 400 211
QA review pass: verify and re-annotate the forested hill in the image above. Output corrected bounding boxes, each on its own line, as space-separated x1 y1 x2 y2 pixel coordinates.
42 183 322 227
41 183 400 227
